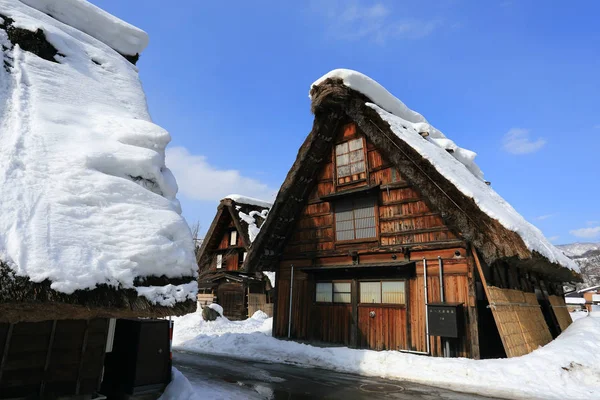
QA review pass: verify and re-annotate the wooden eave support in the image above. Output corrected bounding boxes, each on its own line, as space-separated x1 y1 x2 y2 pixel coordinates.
0 323 14 385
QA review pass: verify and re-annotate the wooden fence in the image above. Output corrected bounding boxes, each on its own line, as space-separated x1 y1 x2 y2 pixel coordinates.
248 294 273 318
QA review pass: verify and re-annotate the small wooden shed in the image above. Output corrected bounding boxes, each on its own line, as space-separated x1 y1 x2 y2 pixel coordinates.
243 70 581 359
197 195 273 319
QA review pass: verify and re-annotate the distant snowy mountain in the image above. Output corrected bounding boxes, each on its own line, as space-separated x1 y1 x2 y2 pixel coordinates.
557 242 600 288
557 242 600 258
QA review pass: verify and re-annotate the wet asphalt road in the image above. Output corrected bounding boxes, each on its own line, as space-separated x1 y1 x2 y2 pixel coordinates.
174 351 500 400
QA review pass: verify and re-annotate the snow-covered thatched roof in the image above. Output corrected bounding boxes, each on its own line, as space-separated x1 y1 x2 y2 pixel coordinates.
0 0 197 322
245 69 579 282
311 69 577 273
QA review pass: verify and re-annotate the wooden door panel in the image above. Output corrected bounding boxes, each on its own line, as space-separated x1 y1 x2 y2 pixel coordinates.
358 306 407 351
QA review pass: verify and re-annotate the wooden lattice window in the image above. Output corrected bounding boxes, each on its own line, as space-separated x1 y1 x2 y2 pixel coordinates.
360 281 405 305
335 138 366 185
315 281 351 303
335 197 377 241
216 254 223 269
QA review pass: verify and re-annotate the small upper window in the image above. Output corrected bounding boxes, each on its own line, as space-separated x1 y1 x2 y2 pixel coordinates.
229 230 237 246
335 138 366 185
216 254 223 269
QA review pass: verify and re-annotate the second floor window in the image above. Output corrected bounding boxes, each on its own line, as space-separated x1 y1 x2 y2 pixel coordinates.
335 196 377 241
216 254 223 269
229 230 237 246
335 138 366 185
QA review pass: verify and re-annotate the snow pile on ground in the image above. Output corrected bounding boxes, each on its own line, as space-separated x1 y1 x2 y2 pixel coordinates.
175 311 600 399
208 303 223 316
570 310 589 321
19 0 148 56
224 194 272 209
311 69 577 272
159 368 199 400
172 308 272 344
0 0 197 301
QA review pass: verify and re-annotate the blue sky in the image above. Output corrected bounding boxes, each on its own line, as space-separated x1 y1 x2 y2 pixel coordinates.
93 0 599 244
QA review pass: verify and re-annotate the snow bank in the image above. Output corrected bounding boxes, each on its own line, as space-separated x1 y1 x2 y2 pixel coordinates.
208 303 223 316
171 308 272 345
224 194 272 209
174 310 600 400
0 0 197 299
311 69 577 272
159 368 198 400
19 0 148 56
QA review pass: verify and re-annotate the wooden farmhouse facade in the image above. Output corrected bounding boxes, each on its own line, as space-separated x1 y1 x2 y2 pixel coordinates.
197 196 273 320
242 71 581 359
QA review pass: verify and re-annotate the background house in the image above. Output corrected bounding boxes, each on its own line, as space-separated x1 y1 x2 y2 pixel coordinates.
243 70 580 360
565 285 600 312
196 195 273 320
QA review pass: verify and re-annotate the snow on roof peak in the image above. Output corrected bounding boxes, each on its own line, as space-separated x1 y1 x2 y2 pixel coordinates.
311 69 578 273
19 0 149 56
311 69 485 181
0 0 197 300
223 194 272 209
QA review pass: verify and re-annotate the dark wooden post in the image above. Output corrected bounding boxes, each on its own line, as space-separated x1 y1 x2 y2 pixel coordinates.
0 323 14 386
75 320 90 395
466 249 480 359
351 279 358 348
39 320 58 396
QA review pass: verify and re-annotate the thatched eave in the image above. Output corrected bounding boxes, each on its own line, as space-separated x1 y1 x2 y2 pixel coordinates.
246 78 580 283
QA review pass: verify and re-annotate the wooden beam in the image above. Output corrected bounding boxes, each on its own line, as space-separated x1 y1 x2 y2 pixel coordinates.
0 323 14 386
350 279 358 348
466 250 480 359
473 250 492 304
75 320 90 395
39 320 58 396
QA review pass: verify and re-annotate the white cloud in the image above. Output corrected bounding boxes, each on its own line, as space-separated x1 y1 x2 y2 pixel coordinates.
593 124 600 129
502 128 546 155
548 236 560 243
312 0 439 44
166 146 278 203
570 226 600 239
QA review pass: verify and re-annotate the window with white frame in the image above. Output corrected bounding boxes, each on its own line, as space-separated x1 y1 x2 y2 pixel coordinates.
335 138 366 185
359 281 405 305
229 230 237 246
216 254 223 269
315 281 351 303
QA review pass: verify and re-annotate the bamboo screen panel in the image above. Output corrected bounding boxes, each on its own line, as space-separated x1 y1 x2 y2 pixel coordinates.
487 287 553 358
548 295 572 332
